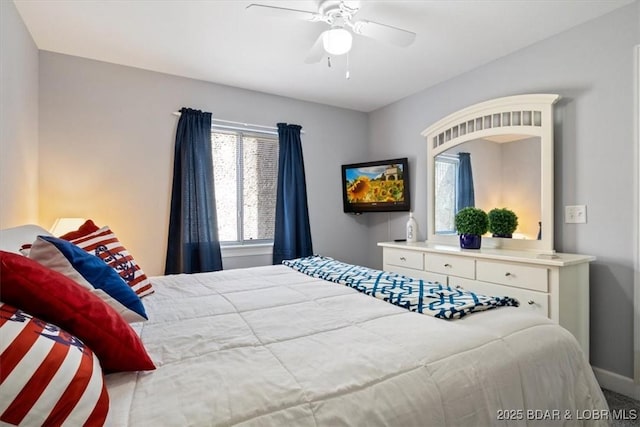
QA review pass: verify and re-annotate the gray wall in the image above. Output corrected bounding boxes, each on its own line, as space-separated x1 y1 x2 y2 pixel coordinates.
0 0 39 228
38 52 370 275
367 3 640 378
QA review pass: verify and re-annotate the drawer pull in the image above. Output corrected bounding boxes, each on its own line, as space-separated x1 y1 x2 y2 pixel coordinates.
505 272 512 277
444 263 452 268
455 285 463 290
527 300 535 305
399 256 406 261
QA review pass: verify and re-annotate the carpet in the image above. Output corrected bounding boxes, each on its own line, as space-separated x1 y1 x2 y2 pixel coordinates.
602 388 640 427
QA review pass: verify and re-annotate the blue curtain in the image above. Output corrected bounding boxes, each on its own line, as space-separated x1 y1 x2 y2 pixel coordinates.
456 152 475 212
273 123 313 264
165 108 223 274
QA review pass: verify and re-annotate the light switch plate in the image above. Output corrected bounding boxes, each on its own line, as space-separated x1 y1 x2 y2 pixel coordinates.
565 205 587 224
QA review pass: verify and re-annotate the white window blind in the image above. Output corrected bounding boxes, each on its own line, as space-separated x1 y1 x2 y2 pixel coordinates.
212 130 279 244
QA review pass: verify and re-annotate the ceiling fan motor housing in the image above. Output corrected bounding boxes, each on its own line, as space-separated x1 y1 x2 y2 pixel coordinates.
319 0 360 25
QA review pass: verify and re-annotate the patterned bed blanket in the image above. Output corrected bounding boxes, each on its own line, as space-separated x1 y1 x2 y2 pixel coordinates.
283 255 519 319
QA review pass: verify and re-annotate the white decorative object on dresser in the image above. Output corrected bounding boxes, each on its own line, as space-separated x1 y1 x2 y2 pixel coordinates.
378 241 594 357
378 94 596 358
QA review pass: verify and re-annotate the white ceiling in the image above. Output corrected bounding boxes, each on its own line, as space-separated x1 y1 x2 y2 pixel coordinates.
14 0 633 112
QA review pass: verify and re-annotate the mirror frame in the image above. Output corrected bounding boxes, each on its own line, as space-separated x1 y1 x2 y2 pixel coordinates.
422 94 560 253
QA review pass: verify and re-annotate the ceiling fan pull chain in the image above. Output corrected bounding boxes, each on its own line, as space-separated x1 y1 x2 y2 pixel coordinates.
346 52 350 79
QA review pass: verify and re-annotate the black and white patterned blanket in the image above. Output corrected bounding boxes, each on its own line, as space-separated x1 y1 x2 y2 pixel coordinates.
283 255 519 319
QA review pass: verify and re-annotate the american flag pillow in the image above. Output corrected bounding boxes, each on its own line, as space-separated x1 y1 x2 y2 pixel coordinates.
0 302 109 425
68 226 154 297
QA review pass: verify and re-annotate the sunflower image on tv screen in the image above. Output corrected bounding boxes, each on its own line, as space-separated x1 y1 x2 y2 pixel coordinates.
345 163 405 203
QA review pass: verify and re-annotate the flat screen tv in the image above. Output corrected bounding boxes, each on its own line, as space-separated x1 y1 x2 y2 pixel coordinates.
341 157 410 213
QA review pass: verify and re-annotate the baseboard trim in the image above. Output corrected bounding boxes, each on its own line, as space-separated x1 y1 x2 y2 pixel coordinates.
593 366 640 400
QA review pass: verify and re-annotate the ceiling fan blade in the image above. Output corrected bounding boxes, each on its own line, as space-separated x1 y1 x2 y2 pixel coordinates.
352 20 416 47
304 32 326 64
340 0 362 14
246 4 319 21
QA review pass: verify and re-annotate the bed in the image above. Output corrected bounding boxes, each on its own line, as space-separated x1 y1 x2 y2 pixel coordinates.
1 225 608 426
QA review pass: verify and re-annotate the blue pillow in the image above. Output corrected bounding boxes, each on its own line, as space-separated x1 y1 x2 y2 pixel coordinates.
28 235 148 322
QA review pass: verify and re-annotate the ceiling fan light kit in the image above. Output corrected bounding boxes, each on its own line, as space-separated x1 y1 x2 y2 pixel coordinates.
322 27 353 56
247 0 416 65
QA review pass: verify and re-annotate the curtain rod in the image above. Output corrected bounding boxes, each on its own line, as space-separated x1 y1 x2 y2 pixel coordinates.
172 111 304 134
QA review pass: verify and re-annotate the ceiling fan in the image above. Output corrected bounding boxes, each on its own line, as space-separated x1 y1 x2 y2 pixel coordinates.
246 0 416 64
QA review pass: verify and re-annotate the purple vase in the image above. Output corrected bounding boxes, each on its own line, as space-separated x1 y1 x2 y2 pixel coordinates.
459 234 482 249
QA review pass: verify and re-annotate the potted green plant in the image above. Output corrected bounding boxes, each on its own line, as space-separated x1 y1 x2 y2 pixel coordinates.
488 208 518 238
454 207 488 249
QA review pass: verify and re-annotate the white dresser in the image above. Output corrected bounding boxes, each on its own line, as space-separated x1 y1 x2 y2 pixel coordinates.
378 241 595 356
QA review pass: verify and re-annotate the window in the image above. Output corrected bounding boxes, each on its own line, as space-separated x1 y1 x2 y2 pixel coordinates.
434 155 458 234
212 130 279 244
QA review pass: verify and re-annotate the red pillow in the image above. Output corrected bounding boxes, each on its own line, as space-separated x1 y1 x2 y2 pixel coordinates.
58 219 100 240
0 251 155 373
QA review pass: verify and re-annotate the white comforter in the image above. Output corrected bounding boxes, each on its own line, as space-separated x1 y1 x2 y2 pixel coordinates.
105 264 607 426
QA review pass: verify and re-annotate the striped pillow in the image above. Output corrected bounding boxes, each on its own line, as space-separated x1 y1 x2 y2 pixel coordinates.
0 302 109 426
68 226 154 297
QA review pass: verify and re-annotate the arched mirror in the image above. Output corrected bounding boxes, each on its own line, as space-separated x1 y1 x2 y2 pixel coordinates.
422 94 559 254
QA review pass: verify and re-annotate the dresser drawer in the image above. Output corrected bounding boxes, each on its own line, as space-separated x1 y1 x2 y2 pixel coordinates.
452 277 549 317
476 260 548 292
383 264 447 284
383 249 423 271
421 271 448 285
424 253 475 279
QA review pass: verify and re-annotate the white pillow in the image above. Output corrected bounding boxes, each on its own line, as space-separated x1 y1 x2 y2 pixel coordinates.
0 224 51 254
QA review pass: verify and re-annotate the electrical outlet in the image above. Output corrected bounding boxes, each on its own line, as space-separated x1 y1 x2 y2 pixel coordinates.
565 205 587 224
